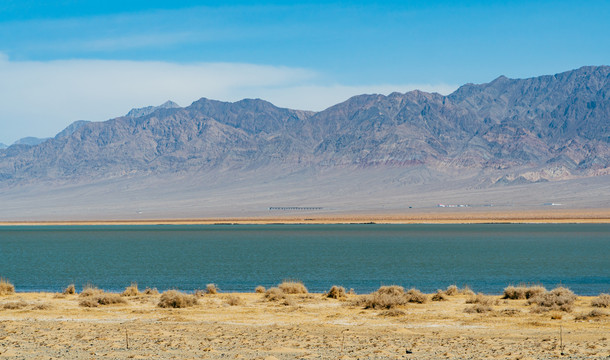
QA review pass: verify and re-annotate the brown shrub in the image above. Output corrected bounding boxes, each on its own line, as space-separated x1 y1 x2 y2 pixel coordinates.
464 304 493 313
97 294 127 305
143 287 159 295
62 284 76 295
459 285 475 296
353 286 428 309
502 286 524 299
79 285 104 298
445 285 459 296
466 293 498 306
525 286 547 299
264 287 286 302
431 290 447 302
575 309 607 320
205 284 219 294
278 280 308 294
376 285 404 296
358 293 408 309
225 295 243 306
255 286 266 294
503 285 546 300
355 286 410 309
121 282 140 297
0 278 15 295
405 288 428 304
157 290 198 308
326 286 346 299
78 298 99 307
527 287 576 312
2 300 28 309
79 293 127 307
591 293 610 308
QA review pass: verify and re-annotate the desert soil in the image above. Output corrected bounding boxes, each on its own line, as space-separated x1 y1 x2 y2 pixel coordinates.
0 291 608 359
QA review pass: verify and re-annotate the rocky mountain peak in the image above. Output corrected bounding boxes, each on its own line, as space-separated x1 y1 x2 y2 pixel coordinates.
125 100 181 119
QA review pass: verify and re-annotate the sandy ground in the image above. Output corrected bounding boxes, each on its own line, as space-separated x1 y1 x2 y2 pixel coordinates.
1 208 609 225
0 291 608 359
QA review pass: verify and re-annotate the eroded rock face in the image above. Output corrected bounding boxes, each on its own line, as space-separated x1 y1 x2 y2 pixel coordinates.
0 66 608 185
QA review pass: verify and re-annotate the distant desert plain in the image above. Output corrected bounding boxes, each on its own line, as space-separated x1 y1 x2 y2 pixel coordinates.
1 208 609 226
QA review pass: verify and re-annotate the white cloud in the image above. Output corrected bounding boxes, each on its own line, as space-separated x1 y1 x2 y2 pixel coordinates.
0 54 457 144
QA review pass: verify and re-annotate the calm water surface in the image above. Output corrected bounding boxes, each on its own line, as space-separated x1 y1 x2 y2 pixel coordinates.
0 224 608 295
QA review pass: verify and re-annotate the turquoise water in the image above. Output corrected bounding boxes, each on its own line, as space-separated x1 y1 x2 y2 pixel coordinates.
0 224 608 295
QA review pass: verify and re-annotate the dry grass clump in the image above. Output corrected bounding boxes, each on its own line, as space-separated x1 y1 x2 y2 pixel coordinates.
464 304 493 313
459 286 475 296
358 292 408 309
503 285 546 300
405 288 428 304
376 285 404 296
157 290 198 308
354 286 409 309
278 280 308 294
575 309 607 321
326 286 347 299
527 287 576 312
431 290 447 301
255 285 266 294
225 295 244 306
355 286 428 308
466 293 499 306
2 300 28 310
264 287 286 301
121 282 140 297
205 284 219 294
143 287 159 295
445 285 459 296
0 278 15 295
62 284 76 295
263 287 294 306
591 293 610 308
78 284 104 298
445 285 475 296
79 293 127 307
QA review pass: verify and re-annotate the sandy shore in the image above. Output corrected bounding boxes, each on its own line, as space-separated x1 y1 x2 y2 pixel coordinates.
1 208 609 225
1 290 608 359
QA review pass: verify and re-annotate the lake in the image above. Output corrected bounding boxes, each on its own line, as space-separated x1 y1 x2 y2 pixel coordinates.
0 224 608 295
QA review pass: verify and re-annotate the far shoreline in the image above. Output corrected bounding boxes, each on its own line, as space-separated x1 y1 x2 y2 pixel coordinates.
1 208 609 226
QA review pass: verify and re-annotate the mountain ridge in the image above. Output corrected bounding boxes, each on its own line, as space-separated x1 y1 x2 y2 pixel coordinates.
0 66 608 219
1 65 609 184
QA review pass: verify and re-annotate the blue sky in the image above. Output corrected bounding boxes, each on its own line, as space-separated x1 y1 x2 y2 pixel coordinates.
1 0 609 144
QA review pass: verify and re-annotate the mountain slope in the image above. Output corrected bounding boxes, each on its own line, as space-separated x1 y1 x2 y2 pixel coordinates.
0 66 608 218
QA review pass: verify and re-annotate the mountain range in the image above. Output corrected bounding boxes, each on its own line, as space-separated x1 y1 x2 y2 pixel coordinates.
0 66 608 220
